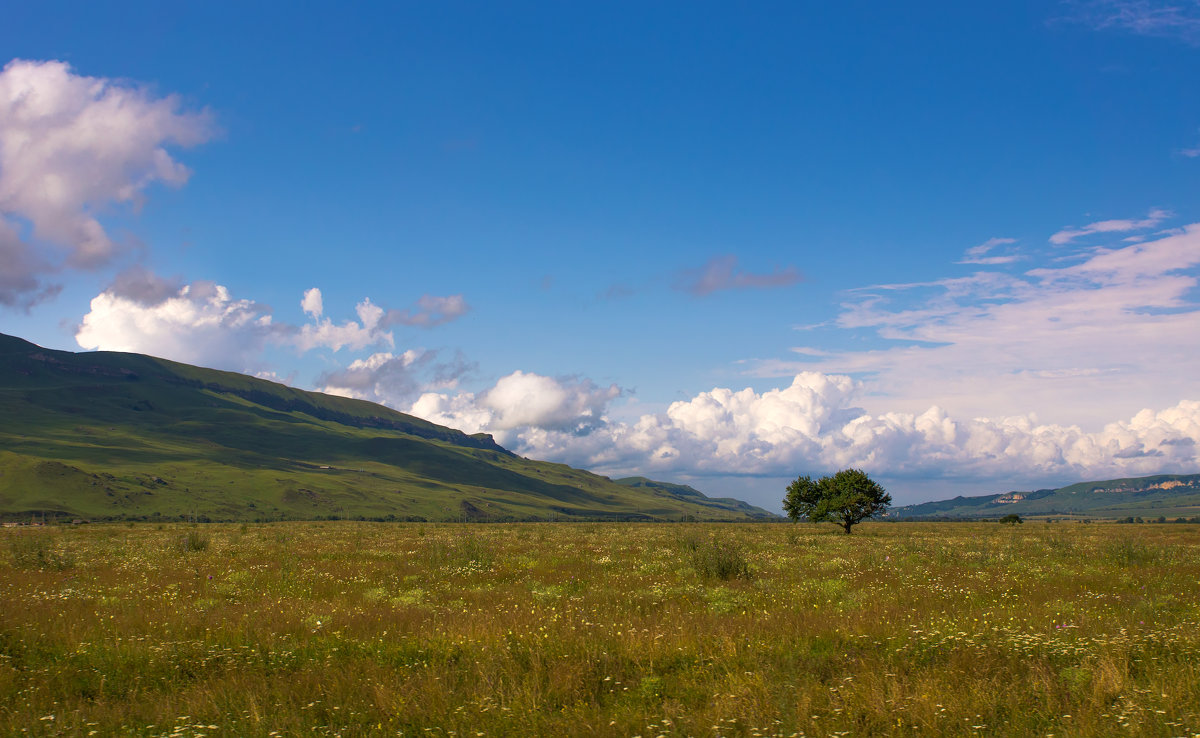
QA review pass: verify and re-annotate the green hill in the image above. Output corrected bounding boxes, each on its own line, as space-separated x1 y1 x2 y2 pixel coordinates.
893 474 1200 520
0 333 774 522
614 476 778 520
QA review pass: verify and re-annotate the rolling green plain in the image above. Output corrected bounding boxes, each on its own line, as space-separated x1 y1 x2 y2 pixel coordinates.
3 521 1199 736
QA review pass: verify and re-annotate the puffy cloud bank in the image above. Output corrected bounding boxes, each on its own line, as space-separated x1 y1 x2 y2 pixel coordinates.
75 277 284 369
410 371 1200 487
404 220 1200 485
412 371 621 440
0 59 213 308
75 280 468 374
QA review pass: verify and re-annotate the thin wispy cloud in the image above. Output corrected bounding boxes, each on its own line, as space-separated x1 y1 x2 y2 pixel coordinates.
758 222 1200 430
381 294 470 328
958 237 1020 265
675 255 801 297
1063 0 1200 44
1049 208 1171 244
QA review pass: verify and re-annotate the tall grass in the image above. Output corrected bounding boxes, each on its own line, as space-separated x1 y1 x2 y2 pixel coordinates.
6 530 74 570
680 529 753 580
0 522 1198 736
174 528 210 553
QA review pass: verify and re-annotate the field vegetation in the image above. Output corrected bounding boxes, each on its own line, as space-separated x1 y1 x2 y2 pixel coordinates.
2 521 1199 736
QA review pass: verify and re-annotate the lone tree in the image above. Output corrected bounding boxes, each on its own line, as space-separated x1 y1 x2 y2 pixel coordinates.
999 513 1023 525
783 468 891 534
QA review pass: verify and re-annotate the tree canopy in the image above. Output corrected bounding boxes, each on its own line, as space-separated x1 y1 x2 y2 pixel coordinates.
783 468 891 534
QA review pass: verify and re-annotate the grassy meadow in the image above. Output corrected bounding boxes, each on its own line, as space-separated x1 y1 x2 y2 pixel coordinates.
2 522 1199 736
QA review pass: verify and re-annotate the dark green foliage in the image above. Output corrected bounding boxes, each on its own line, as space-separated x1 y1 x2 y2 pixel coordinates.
783 468 890 534
1000 513 1023 525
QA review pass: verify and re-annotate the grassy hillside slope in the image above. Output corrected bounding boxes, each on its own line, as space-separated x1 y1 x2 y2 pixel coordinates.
0 333 775 522
614 476 774 519
893 474 1200 520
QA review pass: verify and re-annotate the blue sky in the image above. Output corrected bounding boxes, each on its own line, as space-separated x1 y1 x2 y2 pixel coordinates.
3 1 1200 510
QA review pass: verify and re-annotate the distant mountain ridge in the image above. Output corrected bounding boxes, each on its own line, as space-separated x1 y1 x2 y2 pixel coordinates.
894 474 1200 519
613 476 772 519
0 333 776 522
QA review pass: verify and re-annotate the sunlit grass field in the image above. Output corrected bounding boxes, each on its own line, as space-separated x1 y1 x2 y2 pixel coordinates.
2 522 1198 736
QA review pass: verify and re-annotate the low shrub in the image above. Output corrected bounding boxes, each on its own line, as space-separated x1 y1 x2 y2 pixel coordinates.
7 533 75 570
176 529 210 553
687 534 752 581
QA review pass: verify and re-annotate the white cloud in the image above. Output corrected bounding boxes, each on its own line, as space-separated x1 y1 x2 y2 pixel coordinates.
1049 208 1170 244
0 59 214 308
75 280 282 370
409 371 622 444
410 391 496 436
409 369 1200 490
301 287 324 318
294 297 392 353
75 279 417 371
481 371 621 431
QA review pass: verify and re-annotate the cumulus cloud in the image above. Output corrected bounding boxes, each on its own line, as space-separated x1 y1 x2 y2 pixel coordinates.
294 297 392 353
319 349 474 407
410 371 622 443
1049 208 1170 244
481 371 621 431
0 59 214 308
301 287 324 318
381 294 470 328
675 255 801 296
74 278 441 372
408 369 1200 488
75 279 282 370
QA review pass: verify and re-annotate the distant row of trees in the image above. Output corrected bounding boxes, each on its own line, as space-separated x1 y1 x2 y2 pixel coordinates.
1117 516 1200 524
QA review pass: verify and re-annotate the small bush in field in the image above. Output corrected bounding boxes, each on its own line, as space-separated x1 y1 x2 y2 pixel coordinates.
7 532 74 570
688 534 752 581
177 529 209 553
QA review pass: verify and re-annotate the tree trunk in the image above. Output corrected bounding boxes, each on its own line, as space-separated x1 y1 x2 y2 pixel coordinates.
842 520 853 535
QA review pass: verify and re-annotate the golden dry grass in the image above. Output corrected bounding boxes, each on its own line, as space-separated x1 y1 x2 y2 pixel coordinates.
1 521 1198 736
